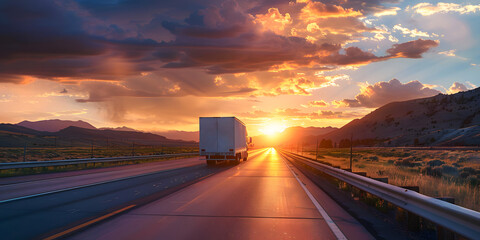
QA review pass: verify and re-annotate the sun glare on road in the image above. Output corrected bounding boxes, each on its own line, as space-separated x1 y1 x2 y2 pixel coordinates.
259 122 287 136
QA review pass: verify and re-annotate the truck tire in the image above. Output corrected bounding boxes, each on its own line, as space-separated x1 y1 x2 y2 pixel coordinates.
206 160 216 166
243 152 248 161
234 155 241 165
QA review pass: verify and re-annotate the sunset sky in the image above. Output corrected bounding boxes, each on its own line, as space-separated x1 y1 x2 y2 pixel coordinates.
1 0 479 136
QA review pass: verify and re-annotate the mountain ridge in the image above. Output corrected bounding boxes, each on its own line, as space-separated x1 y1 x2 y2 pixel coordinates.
321 87 480 146
17 119 96 132
0 124 196 147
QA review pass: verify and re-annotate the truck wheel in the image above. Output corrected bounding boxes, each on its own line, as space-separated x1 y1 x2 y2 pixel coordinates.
234 155 241 165
206 160 216 166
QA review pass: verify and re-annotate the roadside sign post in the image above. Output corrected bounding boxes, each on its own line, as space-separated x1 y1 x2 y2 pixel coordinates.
350 133 353 171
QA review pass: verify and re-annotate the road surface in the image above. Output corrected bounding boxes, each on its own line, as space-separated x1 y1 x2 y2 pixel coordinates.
70 148 373 240
0 157 231 239
0 156 202 201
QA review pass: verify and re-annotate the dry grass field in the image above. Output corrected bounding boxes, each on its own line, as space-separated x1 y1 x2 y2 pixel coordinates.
298 147 480 212
0 146 198 163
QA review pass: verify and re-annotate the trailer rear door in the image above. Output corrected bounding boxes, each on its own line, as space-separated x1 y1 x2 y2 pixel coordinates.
200 117 218 153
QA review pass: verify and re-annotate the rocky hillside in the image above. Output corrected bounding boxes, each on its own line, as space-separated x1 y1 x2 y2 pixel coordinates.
322 87 480 146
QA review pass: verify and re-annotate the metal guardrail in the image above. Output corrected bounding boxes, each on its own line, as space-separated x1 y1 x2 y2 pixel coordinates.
279 150 480 239
0 153 198 170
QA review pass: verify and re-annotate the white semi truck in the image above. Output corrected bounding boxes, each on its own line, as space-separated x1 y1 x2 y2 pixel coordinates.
199 117 251 166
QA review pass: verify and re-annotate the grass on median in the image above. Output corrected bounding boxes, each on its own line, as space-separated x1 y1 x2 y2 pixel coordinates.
0 145 199 178
0 146 198 163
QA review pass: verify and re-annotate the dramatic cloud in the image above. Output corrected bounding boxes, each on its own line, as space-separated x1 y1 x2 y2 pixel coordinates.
255 8 292 34
374 7 401 17
438 49 456 57
393 24 433 38
319 39 439 66
310 110 362 119
447 82 469 94
337 79 441 108
0 0 440 87
309 100 328 107
238 107 362 120
0 1 105 60
322 46 388 66
2 0 461 135
312 0 401 16
412 2 480 16
386 39 439 58
388 35 399 42
299 0 363 20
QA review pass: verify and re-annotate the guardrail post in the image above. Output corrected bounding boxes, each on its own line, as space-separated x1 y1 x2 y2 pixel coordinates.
132 141 135 156
436 197 456 240
398 186 420 232
372 177 388 183
353 172 367 177
23 142 27 162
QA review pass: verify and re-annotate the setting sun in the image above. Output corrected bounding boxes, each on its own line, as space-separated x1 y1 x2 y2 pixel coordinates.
259 122 287 136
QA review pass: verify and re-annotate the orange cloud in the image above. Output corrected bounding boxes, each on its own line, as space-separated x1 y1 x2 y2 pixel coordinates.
447 82 469 94
300 0 363 21
310 100 328 107
337 79 441 108
238 107 362 120
255 8 292 34
374 7 401 17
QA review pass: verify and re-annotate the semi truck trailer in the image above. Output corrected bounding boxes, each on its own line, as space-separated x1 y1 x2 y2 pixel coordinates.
199 117 251 166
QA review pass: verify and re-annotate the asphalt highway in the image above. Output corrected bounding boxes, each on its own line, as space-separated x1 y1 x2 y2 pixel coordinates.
0 157 234 239
0 156 203 201
70 148 373 240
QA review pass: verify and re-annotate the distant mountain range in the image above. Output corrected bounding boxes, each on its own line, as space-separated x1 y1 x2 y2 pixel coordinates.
153 130 199 142
321 87 480 146
17 119 96 132
0 122 197 147
14 119 200 142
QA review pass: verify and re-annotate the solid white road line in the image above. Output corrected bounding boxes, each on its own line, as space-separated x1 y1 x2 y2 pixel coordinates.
282 156 348 240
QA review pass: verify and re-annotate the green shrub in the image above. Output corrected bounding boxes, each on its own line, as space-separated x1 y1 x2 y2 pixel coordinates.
441 165 458 174
427 160 445 167
421 166 443 177
466 176 479 186
395 158 421 167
